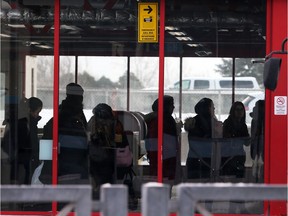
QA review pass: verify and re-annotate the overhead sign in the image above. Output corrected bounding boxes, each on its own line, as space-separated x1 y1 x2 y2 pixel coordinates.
138 3 158 43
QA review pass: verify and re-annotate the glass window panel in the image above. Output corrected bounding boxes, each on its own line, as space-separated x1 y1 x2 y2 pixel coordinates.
1 0 268 214
78 56 128 121
1 9 54 211
194 80 210 89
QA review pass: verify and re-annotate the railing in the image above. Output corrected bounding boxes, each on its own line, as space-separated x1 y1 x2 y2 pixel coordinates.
1 185 92 216
1 183 286 216
142 183 287 216
0 184 129 216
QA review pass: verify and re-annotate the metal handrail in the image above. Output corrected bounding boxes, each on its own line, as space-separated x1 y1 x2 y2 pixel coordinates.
1 185 92 216
142 182 287 216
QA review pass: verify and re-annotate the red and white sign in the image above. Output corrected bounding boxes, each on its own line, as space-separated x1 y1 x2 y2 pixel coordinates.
274 96 287 115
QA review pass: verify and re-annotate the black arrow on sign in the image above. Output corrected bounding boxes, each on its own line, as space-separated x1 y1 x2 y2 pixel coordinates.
144 5 152 14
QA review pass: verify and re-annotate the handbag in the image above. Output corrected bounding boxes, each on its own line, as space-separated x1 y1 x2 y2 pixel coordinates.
116 145 133 167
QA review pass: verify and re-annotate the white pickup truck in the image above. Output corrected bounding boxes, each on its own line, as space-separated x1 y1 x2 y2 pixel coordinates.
170 76 261 90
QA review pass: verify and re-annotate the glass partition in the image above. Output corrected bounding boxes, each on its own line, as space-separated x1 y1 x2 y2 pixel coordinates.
1 0 267 214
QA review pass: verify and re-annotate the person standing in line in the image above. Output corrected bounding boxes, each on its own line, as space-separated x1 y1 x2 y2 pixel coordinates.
1 97 43 184
250 100 265 182
184 97 223 139
145 95 180 180
184 97 222 178
40 83 89 184
28 97 43 175
223 101 249 138
222 101 249 177
87 103 117 198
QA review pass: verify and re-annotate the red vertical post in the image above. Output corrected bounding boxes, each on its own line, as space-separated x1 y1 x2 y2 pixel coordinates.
265 0 287 215
157 0 165 183
52 0 60 214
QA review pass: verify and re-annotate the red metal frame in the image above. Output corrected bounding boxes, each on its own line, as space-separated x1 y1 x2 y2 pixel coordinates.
1 0 287 215
264 0 288 215
157 0 165 183
51 0 60 214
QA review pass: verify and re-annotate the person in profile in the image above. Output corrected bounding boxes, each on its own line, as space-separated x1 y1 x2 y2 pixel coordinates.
144 95 180 180
40 83 89 184
184 97 222 138
2 97 43 184
184 97 222 178
222 101 249 177
250 100 265 182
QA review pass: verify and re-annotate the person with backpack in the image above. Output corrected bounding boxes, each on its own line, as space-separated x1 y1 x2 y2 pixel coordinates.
88 103 138 209
87 103 117 198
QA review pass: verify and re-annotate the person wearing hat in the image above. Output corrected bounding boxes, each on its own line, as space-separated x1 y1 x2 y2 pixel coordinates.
42 83 87 139
40 83 89 184
59 83 87 131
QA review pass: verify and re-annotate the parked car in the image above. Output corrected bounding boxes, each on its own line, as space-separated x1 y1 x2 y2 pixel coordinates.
170 76 261 91
242 92 265 127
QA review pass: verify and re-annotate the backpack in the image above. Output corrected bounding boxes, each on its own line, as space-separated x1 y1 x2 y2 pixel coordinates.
89 116 115 162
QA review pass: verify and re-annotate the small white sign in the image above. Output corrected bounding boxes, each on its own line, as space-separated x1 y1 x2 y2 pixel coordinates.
39 139 52 160
274 96 287 115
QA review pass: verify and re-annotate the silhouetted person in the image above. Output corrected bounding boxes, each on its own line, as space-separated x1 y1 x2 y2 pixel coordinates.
88 103 116 198
222 101 249 177
29 97 44 174
223 101 249 138
184 97 222 139
250 100 265 182
184 97 222 178
40 83 88 184
2 97 43 184
145 95 179 180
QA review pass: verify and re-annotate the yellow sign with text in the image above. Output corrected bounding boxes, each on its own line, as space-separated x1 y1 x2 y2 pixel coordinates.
138 3 158 43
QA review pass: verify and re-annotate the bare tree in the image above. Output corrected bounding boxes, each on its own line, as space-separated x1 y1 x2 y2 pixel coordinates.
132 57 158 88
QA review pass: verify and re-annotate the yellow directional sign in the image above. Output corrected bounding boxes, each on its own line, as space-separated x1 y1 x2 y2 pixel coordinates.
138 3 158 43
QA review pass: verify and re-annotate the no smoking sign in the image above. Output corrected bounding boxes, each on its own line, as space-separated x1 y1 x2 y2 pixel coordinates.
274 96 287 115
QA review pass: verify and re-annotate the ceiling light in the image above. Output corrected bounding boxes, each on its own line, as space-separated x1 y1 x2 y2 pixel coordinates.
30 41 40 45
8 24 26 28
0 33 11 38
187 43 201 47
36 44 52 49
60 25 81 31
218 29 229 32
168 31 186 36
176 36 193 41
165 26 179 31
33 25 46 28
